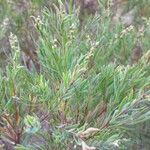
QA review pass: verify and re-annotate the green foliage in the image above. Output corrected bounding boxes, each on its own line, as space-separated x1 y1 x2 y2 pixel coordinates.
0 0 150 150
24 115 41 134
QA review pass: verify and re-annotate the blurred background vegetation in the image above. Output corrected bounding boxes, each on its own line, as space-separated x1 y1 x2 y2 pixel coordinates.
0 0 150 149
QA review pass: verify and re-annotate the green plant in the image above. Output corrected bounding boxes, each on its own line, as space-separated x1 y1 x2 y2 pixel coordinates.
0 0 150 149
